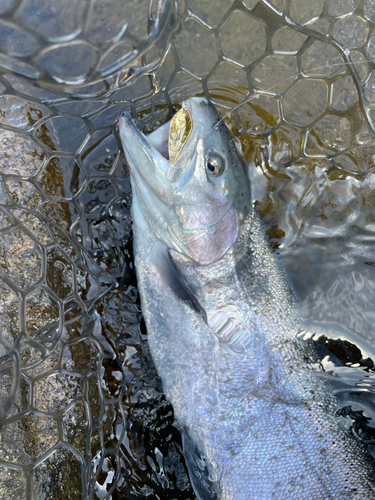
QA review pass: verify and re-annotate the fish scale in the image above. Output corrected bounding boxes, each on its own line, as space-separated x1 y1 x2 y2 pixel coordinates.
119 98 375 499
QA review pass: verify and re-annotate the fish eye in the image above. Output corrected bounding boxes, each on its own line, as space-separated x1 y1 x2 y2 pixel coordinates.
207 158 220 175
206 152 224 177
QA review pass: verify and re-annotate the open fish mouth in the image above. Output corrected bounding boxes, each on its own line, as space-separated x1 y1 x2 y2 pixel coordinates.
168 107 193 162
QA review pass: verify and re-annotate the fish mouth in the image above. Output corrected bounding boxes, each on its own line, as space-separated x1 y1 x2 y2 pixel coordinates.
120 97 207 162
119 101 202 192
168 106 193 162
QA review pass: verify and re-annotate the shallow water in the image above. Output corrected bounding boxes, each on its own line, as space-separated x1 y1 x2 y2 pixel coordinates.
1 0 375 498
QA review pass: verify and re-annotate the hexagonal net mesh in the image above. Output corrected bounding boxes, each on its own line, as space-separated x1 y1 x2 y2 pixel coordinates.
1 0 375 498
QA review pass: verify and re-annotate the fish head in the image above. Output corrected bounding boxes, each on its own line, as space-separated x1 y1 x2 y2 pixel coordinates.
119 97 251 265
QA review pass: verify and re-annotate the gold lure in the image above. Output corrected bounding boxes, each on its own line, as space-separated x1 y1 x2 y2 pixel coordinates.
168 107 193 162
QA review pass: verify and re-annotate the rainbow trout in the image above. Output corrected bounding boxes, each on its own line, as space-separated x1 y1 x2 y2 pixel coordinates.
119 98 375 499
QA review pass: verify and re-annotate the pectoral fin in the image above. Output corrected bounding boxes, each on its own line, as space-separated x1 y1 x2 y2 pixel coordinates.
154 249 206 320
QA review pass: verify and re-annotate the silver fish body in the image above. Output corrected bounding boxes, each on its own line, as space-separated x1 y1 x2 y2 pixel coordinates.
119 98 375 499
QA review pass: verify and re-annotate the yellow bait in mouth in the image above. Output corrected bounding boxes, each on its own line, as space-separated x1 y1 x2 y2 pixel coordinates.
168 107 193 162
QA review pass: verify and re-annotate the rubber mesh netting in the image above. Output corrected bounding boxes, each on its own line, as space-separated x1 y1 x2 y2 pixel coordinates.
1 0 375 498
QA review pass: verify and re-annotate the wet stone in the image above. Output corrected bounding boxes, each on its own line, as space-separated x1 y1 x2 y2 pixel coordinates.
37 42 98 84
175 20 217 77
155 49 177 91
90 103 132 128
33 448 82 500
19 341 44 370
331 75 358 110
301 41 344 77
34 372 83 413
0 352 18 415
0 467 26 500
168 71 203 103
289 0 325 24
62 401 88 453
124 0 150 41
54 100 106 118
0 279 20 344
61 317 88 343
62 339 100 374
0 130 45 177
0 414 58 464
23 345 62 378
5 375 30 418
252 54 298 93
308 18 331 36
335 151 369 174
0 231 42 290
282 79 328 126
268 125 304 164
0 95 49 130
34 116 89 154
364 70 375 104
116 75 153 102
64 301 84 323
0 178 10 206
6 180 43 209
243 0 258 9
267 0 285 12
306 115 351 155
0 21 38 58
0 0 15 14
364 0 375 23
328 0 357 17
237 94 280 133
367 32 375 63
272 27 307 53
17 0 84 40
85 0 130 44
87 374 102 428
67 81 107 99
219 11 267 66
332 16 368 48
41 200 79 233
207 62 248 91
367 109 375 131
98 41 134 74
14 210 53 246
37 157 85 199
188 0 229 26
0 208 12 229
81 131 120 175
0 418 31 465
25 286 60 337
46 248 74 300
2 75 59 102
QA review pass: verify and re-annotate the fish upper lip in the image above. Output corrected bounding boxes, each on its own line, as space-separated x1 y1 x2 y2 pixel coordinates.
119 111 133 129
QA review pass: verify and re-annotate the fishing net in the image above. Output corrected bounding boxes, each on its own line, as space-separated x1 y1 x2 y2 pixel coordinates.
1 0 375 498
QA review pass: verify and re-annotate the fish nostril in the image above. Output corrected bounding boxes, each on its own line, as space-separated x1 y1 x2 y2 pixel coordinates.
120 111 132 125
